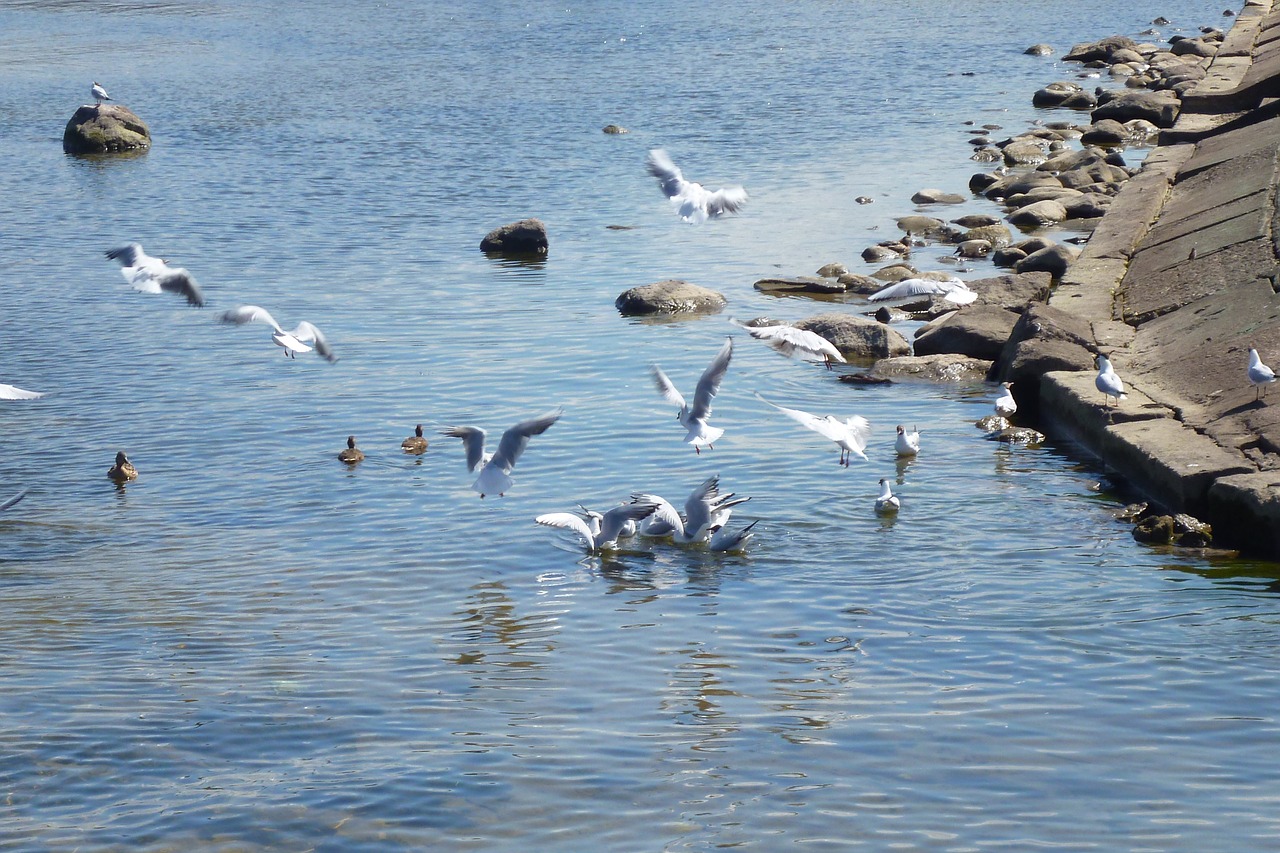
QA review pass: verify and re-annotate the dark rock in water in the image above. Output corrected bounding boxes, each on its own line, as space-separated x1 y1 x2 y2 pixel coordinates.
794 312 911 359
1080 119 1128 146
862 245 903 263
837 373 893 386
1059 90 1099 110
816 262 848 278
1015 244 1080 277
602 124 628 134
1032 81 1085 108
975 414 1011 433
992 247 1028 268
969 172 1002 194
914 303 1019 362
1091 90 1180 128
1064 35 1141 63
869 354 993 383
855 196 875 204
1133 514 1176 544
754 276 846 295
991 426 1046 444
896 215 946 237
1172 514 1213 547
615 279 725 315
63 104 151 154
1064 194 1111 219
1171 38 1217 58
1025 44 1053 56
873 306 895 324
911 188 966 205
1115 501 1150 522
952 213 1000 228
480 218 549 255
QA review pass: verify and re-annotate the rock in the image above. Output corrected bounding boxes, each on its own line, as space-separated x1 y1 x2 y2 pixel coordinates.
816 262 848 278
913 304 1020 361
1005 186 1085 208
1133 514 1176 544
753 276 847 295
952 213 1000 228
1091 90 1180 128
615 279 726 315
1037 148 1106 173
992 247 1028 268
1170 38 1217 58
984 172 1063 201
955 239 992 259
1116 501 1151 522
1064 35 1141 63
991 304 1097 417
1059 90 1099 110
835 272 884 295
63 104 151 154
855 196 875 204
975 414 1011 433
1015 244 1080 277
991 426 1046 444
868 354 993 382
871 264 920 283
837 373 894 386
1002 139 1049 166
969 172 1002 194
1007 200 1069 229
602 124 628 134
966 271 1053 310
1032 81 1085 107
480 218 549 254
911 188 966 205
794 313 911 359
896 215 946 237
961 223 1012 246
1172 513 1213 546
862 245 903 263
1080 118 1129 146
1063 194 1111 219
1025 44 1053 56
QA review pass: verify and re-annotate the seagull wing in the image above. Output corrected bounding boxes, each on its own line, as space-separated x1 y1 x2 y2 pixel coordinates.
651 365 686 410
535 512 596 550
690 337 733 420
843 415 872 457
0 489 27 511
600 502 659 544
489 410 562 474
157 269 205 307
105 243 146 268
755 392 844 442
0 384 44 400
219 305 283 333
683 475 723 539
705 185 748 217
439 426 488 471
290 321 337 362
646 149 687 199
632 493 684 537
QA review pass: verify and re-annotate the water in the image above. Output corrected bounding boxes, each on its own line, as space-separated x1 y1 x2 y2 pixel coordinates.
3 1 1279 850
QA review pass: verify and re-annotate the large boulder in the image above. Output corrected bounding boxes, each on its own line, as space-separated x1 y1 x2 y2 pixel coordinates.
1015 244 1080 277
1007 200 1069 229
992 304 1097 416
966 271 1053 311
1064 35 1141 63
480 218 549 254
63 104 151 154
913 304 1020 361
793 313 911 359
615 279 726 315
868 354 994 383
1091 90 1180 128
753 276 847 295
911 188 966 205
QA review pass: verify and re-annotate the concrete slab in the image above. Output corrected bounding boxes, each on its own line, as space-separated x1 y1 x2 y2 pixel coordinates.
1207 472 1280 555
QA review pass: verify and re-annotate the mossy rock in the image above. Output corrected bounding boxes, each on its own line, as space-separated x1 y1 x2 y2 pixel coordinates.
63 104 151 155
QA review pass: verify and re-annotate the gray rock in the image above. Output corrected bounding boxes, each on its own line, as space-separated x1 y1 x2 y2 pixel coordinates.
992 304 1096 414
991 426 1046 444
816 262 848 278
753 276 846 295
955 239 992 259
911 188 966 205
913 303 1020 361
615 279 726 315
1032 81 1085 108
1059 90 1099 110
966 271 1054 311
1007 200 1069 229
835 272 884 295
1064 35 1141 63
975 414 1012 433
961 223 1013 246
63 104 151 154
1091 90 1180 128
1005 186 1085 208
871 264 921 283
952 213 1000 228
862 245 904 263
1037 148 1106 173
1002 139 1049 166
868 354 994 382
992 247 1028 268
602 124 629 134
984 172 1063 201
1025 44 1053 56
896 215 946 236
1170 37 1217 58
1015 244 1080 277
794 313 912 359
1080 118 1129 146
1012 237 1058 255
480 218 549 254
969 172 1002 193
1064 194 1112 219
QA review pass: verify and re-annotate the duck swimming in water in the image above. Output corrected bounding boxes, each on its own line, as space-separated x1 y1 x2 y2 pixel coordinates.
401 424 429 454
338 436 364 464
107 451 137 482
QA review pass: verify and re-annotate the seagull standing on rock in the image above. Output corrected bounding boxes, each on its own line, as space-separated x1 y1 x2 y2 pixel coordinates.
1248 348 1275 401
91 81 112 105
994 382 1017 417
1095 354 1126 408
645 149 747 223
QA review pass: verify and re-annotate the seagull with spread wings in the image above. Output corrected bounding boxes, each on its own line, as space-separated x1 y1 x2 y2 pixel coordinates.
646 149 747 223
439 410 563 497
652 337 733 454
218 305 337 362
105 243 205 307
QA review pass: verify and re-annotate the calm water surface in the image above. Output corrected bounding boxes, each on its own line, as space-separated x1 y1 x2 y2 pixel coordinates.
3 1 1280 850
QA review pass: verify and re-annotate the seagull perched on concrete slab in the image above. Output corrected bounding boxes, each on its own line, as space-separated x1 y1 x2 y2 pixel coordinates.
730 318 845 368
867 276 976 305
440 410 563 497
646 149 747 223
105 243 205 307
1248 348 1275 401
91 81 112 105
755 391 869 466
219 305 337 362
652 337 733 453
1095 354 1126 407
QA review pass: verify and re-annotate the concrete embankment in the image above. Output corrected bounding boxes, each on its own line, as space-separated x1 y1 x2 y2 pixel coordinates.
1038 0 1280 556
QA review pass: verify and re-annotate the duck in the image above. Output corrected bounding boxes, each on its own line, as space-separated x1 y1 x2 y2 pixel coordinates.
894 425 920 457
875 478 900 514
107 451 137 482
401 424 429 454
338 436 364 464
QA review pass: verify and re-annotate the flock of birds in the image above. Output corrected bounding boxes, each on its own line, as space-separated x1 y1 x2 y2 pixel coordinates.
4 84 1279 554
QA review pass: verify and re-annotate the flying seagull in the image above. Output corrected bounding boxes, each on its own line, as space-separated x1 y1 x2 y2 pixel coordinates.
105 243 205 307
439 409 563 497
646 149 747 223
867 277 976 305
731 318 845 369
652 337 733 453
219 305 337 362
755 391 870 467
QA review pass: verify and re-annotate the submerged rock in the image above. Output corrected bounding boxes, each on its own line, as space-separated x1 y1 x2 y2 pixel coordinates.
63 104 151 154
754 275 847 295
615 279 725 315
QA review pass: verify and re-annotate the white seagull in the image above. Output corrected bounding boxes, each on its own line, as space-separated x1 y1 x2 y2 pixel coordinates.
708 518 759 553
536 500 659 553
867 276 977 305
439 409 563 497
875 478 900 514
730 318 846 369
895 424 920 457
219 305 337 362
105 244 205 307
0 490 28 512
634 474 751 541
1095 354 1126 407
91 81 112 104
755 391 870 467
645 149 748 223
0 383 44 401
1248 348 1275 400
994 382 1017 417
652 337 733 454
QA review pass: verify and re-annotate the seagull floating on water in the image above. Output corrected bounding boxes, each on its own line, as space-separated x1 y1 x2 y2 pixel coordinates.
755 391 869 466
994 382 1017 417
645 149 747 223
0 490 28 512
439 409 563 497
730 318 845 369
219 305 337 362
105 244 205 307
0 383 44 401
1248 348 1275 401
867 276 977 305
707 518 759 553
633 474 752 547
91 81 112 105
1095 354 1126 408
536 499 659 553
875 478 900 514
652 337 733 454
895 425 920 457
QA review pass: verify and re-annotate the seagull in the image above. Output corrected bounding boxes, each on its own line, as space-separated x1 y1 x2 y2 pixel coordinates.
755 391 870 466
867 276 977 305
91 81 112 105
994 382 1017 417
895 424 920 457
439 409 563 497
0 490 28 512
875 478 900 514
708 519 759 552
338 436 364 464
401 424 429 454
105 244 205 307
219 305 337 362
634 474 751 541
536 500 659 553
730 318 846 369
1248 348 1275 400
1095 354 1126 407
645 149 748 223
652 337 733 454
107 451 137 482
0 383 44 400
